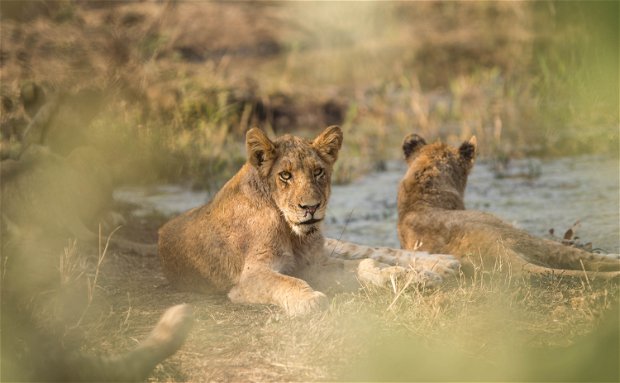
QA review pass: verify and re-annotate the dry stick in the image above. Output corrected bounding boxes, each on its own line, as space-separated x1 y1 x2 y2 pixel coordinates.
122 292 132 330
328 209 355 259
2 253 9 281
73 225 122 328
59 239 82 286
389 274 397 295
386 271 417 312
579 259 592 291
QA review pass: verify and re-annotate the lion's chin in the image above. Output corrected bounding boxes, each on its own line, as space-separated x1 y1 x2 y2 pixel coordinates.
290 221 322 236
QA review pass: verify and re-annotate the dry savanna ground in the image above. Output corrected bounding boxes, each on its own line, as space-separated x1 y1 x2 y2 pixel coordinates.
33 213 620 381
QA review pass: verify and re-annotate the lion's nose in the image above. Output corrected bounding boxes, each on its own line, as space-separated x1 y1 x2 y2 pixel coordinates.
299 203 320 215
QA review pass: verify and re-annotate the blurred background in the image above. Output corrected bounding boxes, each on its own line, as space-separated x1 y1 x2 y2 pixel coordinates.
1 0 618 188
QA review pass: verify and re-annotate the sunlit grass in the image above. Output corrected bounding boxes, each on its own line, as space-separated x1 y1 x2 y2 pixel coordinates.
1 1 617 187
62 244 618 381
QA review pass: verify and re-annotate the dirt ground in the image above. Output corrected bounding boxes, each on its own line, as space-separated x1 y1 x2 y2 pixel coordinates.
61 203 616 382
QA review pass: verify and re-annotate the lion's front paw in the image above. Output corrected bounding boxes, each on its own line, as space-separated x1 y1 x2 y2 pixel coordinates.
405 269 444 289
407 252 461 279
282 290 328 317
358 258 449 289
357 258 408 286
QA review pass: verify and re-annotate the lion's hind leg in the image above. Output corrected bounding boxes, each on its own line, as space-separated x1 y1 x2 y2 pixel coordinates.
357 258 446 288
324 238 461 285
39 304 194 382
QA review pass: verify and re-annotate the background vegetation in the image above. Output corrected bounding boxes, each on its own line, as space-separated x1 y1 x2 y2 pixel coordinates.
2 1 618 187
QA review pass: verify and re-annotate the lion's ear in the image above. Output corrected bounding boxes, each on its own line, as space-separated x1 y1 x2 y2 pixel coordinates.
246 127 276 176
312 125 343 165
402 134 427 161
459 136 477 164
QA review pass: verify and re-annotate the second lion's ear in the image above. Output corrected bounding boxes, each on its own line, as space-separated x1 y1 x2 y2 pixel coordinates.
246 127 276 176
459 136 477 165
402 134 427 162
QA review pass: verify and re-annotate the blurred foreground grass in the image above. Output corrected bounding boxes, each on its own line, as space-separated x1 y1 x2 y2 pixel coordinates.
16 233 618 381
1 1 618 187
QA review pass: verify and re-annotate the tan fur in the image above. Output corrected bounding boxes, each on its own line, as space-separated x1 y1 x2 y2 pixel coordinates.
85 304 193 382
324 238 460 284
159 127 460 316
397 134 620 279
2 298 193 381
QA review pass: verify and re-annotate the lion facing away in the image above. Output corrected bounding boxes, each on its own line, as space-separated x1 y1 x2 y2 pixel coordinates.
397 134 620 279
158 127 460 316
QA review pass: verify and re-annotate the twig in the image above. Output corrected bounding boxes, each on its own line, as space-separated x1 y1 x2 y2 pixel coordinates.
386 271 417 311
579 259 591 291
328 209 355 258
122 292 132 329
73 225 122 328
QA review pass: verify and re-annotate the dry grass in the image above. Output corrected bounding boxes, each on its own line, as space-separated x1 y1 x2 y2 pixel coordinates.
1 1 617 186
52 230 617 382
2 203 618 381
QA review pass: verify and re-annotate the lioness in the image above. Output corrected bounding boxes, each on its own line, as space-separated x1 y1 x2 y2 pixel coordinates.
159 127 460 316
2 300 193 381
397 134 620 279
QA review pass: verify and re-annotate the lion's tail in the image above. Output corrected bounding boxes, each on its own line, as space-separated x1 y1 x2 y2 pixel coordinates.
520 262 620 281
512 232 620 280
70 304 193 381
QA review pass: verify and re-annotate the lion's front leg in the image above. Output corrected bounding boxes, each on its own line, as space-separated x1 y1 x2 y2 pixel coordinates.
227 265 327 317
294 256 362 293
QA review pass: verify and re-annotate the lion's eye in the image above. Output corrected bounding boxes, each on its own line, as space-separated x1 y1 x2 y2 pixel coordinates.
314 168 324 178
279 171 292 182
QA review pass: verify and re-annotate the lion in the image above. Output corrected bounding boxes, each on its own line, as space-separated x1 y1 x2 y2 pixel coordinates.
1 163 192 380
396 133 620 279
2 298 193 381
158 126 460 316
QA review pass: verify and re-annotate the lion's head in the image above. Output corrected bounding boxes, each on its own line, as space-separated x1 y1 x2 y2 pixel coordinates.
398 134 477 211
245 126 343 236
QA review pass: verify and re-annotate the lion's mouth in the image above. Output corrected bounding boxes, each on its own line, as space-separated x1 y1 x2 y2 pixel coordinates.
298 218 323 225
